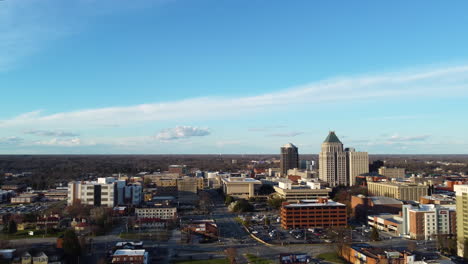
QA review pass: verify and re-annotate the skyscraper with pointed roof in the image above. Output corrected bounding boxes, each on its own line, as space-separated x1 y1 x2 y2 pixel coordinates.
319 131 369 186
319 132 347 186
280 143 299 176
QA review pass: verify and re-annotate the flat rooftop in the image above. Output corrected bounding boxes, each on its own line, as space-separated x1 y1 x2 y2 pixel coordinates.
369 196 403 205
223 177 261 183
284 200 345 208
113 249 146 256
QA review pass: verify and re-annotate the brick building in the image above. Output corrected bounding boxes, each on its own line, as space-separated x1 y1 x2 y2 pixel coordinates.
340 244 414 264
280 198 347 229
111 249 148 264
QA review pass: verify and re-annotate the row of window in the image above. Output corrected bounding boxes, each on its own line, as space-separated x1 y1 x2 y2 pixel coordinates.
284 215 346 219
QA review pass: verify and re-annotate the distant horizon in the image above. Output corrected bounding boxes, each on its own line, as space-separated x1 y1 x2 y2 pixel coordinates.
0 153 467 156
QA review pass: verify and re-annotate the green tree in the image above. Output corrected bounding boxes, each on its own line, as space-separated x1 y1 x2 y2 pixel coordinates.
143 177 152 187
232 199 254 212
225 195 234 205
4 219 17 234
370 226 380 241
23 213 38 223
268 197 286 209
62 230 81 262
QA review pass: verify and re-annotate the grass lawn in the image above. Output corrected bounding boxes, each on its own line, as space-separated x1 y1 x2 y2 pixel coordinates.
245 253 272 264
316 252 346 264
0 229 64 240
174 258 229 264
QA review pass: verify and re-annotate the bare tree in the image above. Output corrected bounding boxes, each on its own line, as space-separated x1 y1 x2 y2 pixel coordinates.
225 247 237 264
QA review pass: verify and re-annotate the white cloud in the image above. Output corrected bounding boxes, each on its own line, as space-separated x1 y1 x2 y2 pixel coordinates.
25 129 79 137
156 126 211 141
0 64 468 130
388 134 430 142
34 137 82 147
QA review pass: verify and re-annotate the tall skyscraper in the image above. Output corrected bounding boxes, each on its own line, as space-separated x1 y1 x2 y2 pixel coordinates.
455 185 468 257
280 143 299 176
319 131 368 187
346 147 369 186
319 132 347 186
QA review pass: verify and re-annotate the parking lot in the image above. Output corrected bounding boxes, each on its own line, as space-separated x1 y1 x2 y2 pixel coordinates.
242 214 407 246
0 201 57 215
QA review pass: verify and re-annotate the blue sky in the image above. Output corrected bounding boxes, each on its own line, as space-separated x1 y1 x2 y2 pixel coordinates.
1 0 468 154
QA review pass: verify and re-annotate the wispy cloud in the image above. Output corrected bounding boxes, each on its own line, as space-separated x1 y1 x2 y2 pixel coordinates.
267 131 304 137
1 65 468 131
0 136 23 145
33 137 82 147
25 129 79 137
365 115 429 121
388 134 430 142
156 126 211 141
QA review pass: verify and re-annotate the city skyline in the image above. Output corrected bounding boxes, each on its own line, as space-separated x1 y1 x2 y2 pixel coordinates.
1 1 468 154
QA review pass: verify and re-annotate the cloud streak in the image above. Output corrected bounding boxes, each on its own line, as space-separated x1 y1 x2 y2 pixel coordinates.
25 130 79 137
0 136 24 145
1 65 468 130
34 137 82 147
388 134 431 142
156 126 211 141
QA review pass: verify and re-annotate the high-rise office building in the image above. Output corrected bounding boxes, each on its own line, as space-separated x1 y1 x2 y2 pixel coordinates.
346 148 369 186
319 131 369 187
280 143 299 176
455 185 468 257
319 132 347 186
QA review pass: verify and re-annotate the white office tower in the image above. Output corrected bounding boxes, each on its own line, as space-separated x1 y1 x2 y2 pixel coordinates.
319 131 347 187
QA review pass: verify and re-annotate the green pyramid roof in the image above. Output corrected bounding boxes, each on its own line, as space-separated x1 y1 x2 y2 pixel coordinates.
324 131 341 143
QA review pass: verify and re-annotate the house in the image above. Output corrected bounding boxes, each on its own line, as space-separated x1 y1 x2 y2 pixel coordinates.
32 251 48 264
111 249 148 264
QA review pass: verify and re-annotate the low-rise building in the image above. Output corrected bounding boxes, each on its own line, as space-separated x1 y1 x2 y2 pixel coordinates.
273 180 331 201
11 193 39 204
32 251 48 264
367 181 429 201
368 214 403 235
112 249 148 264
378 167 406 179
135 206 177 220
43 189 68 201
351 195 403 222
419 194 455 205
280 198 347 229
221 177 261 199
340 244 414 264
